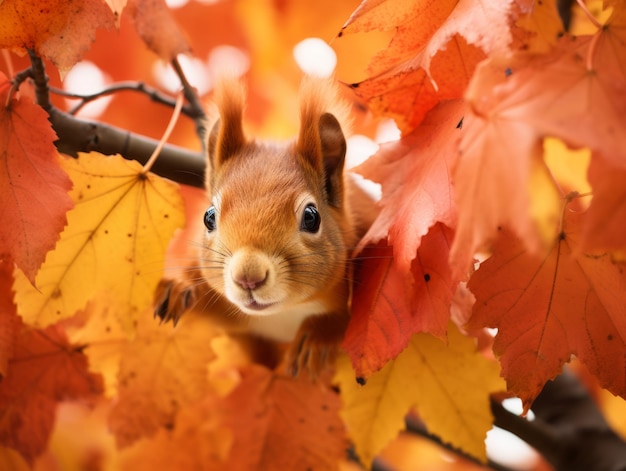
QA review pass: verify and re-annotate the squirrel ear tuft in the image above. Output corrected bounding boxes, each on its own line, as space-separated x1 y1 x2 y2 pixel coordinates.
296 77 348 207
318 112 346 207
296 111 346 207
207 78 246 170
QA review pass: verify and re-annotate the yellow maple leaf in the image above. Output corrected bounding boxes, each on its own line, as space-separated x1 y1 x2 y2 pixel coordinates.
14 152 185 332
336 324 504 466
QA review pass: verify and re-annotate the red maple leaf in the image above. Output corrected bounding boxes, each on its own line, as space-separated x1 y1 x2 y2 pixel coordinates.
468 209 626 409
0 75 73 283
0 322 103 463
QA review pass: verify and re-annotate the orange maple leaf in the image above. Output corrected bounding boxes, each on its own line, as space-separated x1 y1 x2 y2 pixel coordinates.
583 154 626 252
219 367 346 471
126 0 191 61
450 11 626 276
337 0 516 133
355 99 463 268
0 0 116 73
468 209 626 409
0 322 103 463
0 259 19 380
344 224 456 378
0 76 73 283
119 366 346 471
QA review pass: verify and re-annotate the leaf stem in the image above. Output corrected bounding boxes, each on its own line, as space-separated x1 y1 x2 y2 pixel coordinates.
142 89 185 174
576 0 602 29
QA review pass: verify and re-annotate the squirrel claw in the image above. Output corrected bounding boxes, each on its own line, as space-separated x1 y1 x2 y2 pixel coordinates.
153 278 194 327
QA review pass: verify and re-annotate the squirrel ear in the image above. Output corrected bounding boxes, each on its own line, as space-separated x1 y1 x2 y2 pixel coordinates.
319 112 346 207
297 111 346 207
207 79 246 170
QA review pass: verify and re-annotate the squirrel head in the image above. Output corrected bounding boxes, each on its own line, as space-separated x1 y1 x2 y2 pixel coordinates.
200 77 352 323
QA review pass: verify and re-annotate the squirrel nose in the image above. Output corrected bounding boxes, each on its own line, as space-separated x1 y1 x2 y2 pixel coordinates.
233 270 268 291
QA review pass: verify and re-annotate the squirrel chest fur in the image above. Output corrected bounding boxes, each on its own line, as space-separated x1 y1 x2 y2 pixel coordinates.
156 77 372 377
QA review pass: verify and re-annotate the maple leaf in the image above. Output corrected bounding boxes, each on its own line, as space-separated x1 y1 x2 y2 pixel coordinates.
0 321 103 464
349 35 484 134
108 310 219 447
344 225 457 378
468 210 626 409
355 99 463 266
118 394 228 471
221 367 346 471
126 0 191 61
0 76 73 283
13 152 185 332
512 0 565 53
337 0 516 133
337 325 504 466
0 259 20 380
0 0 116 73
119 366 346 471
583 154 626 253
65 295 132 397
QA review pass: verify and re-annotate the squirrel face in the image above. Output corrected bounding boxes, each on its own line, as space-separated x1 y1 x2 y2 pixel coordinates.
199 77 352 333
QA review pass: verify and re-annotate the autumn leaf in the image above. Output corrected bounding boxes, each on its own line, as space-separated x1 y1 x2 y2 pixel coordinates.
337 324 504 466
0 0 116 73
344 225 457 378
14 152 185 332
449 53 547 278
108 310 219 447
349 35 484 134
0 321 103 464
583 154 626 253
126 0 191 61
0 258 19 380
337 0 516 133
221 367 346 471
119 393 229 471
513 0 564 53
355 99 463 265
65 295 132 397
340 0 513 74
0 76 73 283
468 210 626 409
120 366 346 471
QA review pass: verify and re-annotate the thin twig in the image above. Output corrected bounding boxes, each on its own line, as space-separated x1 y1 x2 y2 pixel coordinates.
5 68 33 107
171 56 207 140
48 81 197 117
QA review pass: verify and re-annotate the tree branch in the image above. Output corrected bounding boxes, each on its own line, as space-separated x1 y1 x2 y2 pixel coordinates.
49 107 205 187
28 50 51 112
404 415 517 471
171 56 207 140
493 371 626 471
27 50 206 187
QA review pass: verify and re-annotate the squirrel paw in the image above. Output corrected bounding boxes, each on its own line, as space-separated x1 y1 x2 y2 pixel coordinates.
153 278 195 326
284 326 340 381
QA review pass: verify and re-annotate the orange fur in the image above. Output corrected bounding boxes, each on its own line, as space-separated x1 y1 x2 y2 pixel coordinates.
156 76 376 378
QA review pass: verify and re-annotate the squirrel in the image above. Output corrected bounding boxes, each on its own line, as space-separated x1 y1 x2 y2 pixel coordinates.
154 76 376 379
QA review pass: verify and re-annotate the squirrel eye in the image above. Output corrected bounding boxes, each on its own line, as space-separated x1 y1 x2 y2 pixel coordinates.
300 204 321 233
204 206 217 232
